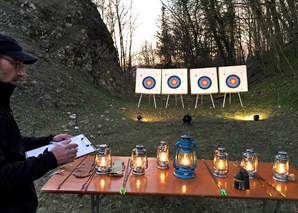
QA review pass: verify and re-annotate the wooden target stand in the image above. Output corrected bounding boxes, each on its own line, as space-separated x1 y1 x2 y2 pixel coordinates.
137 94 157 108
222 92 243 107
165 94 184 108
195 94 215 108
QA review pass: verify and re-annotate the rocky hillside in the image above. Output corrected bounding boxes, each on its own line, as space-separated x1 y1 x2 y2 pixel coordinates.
0 0 131 109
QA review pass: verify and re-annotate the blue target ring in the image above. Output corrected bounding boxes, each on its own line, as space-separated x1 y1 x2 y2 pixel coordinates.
142 76 156 89
167 75 181 89
226 75 240 88
198 76 212 89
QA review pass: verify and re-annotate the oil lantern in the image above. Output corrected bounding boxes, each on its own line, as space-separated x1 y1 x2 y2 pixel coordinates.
213 148 229 177
272 151 289 182
173 135 197 179
95 144 112 174
240 149 258 179
131 145 148 175
157 141 169 169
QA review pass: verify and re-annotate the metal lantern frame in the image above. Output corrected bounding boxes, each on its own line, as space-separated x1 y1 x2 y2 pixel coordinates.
131 145 148 175
213 147 229 177
95 144 112 175
272 151 289 182
157 141 169 170
240 148 258 179
173 135 197 179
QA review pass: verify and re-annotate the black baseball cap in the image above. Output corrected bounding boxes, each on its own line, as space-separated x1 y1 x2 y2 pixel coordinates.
0 32 38 64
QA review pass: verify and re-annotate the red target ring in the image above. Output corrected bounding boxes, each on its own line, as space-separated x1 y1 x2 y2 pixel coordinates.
226 75 240 88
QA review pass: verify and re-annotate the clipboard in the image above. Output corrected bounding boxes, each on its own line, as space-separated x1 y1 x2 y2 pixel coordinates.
25 134 96 159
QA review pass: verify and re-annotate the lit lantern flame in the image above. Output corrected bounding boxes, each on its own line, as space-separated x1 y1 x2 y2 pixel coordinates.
218 160 224 169
277 163 286 173
181 153 191 166
136 157 143 167
182 156 189 165
100 157 106 166
246 162 253 171
160 152 167 162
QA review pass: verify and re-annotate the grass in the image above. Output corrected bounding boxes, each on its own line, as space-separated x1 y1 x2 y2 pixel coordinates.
11 41 298 213
13 88 298 213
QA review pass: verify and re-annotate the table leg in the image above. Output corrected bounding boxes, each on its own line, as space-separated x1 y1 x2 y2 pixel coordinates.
262 200 282 213
91 194 106 213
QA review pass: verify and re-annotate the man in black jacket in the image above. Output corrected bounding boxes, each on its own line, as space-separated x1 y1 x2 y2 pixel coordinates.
0 32 78 212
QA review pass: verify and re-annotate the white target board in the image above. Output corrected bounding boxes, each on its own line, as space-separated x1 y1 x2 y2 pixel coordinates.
135 68 161 94
190 67 218 94
218 65 248 93
161 69 188 94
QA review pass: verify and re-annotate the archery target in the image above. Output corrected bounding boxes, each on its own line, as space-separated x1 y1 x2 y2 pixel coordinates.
190 68 218 94
167 75 181 89
218 65 248 93
135 68 161 94
143 76 156 89
162 69 188 94
198 76 212 89
226 75 240 88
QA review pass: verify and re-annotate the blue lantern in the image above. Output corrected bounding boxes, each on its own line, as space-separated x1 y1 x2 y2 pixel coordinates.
173 135 197 179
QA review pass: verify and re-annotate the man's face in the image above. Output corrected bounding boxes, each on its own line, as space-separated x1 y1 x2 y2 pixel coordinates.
0 55 26 85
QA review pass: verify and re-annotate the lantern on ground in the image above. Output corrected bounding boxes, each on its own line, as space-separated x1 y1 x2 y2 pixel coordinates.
157 141 169 169
213 148 229 177
131 145 148 175
173 135 197 179
272 151 289 182
240 149 258 179
95 144 112 174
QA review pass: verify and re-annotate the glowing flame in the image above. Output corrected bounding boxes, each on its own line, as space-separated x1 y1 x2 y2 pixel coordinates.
277 163 286 173
134 157 143 167
160 152 167 162
182 155 189 166
246 162 253 171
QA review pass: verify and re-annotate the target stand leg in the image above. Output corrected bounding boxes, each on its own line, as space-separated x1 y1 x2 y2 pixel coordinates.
210 94 215 108
137 94 143 108
229 93 232 104
195 94 199 108
153 94 157 108
223 93 226 107
238 92 243 107
165 95 170 108
201 95 204 105
180 95 185 108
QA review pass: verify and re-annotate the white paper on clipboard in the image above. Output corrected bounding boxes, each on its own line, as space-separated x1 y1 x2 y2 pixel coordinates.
25 134 96 159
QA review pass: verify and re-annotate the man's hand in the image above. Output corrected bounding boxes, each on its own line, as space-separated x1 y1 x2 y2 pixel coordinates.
50 139 78 166
52 134 72 142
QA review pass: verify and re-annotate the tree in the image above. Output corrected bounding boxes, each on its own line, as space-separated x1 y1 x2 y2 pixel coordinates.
93 0 138 77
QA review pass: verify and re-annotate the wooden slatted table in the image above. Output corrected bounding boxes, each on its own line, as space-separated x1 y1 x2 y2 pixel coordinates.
41 156 298 212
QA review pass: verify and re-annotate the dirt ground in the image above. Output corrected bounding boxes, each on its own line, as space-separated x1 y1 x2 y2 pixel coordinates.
32 102 298 213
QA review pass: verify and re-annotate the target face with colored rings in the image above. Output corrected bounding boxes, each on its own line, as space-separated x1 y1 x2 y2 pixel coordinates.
142 76 156 89
226 75 240 88
167 75 181 89
198 76 212 89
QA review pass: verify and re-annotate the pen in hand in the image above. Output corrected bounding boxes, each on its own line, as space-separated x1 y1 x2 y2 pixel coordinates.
50 142 62 146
